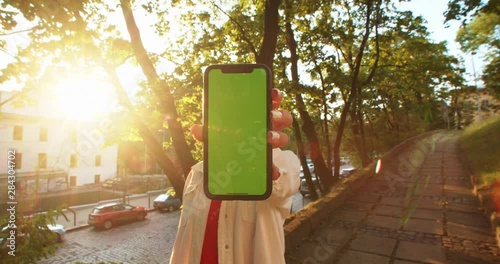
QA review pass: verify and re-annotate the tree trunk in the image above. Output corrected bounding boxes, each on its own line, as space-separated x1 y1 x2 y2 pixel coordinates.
333 92 355 179
104 64 185 198
120 0 195 179
256 0 281 69
333 0 374 179
357 108 370 166
317 62 333 171
292 114 319 200
284 5 334 190
351 94 370 166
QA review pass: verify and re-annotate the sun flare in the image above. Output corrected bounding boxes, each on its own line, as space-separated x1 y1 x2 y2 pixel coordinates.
52 74 116 121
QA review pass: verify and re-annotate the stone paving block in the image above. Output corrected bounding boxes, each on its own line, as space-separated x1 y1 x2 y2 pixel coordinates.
446 202 482 213
364 215 402 230
330 209 368 224
387 182 414 194
287 241 339 264
357 183 391 193
373 204 406 218
380 197 408 207
412 199 444 210
342 201 375 212
444 178 469 186
446 222 497 242
312 226 354 247
414 185 443 197
395 177 438 186
337 250 391 264
421 160 442 167
402 218 443 235
447 211 490 227
351 192 380 203
419 170 442 178
445 190 476 200
395 241 447 263
349 233 397 256
445 245 500 264
444 184 471 193
409 208 443 220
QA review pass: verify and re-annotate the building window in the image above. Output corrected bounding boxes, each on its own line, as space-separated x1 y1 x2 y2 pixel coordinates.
38 153 47 169
95 155 101 166
14 153 22 170
39 127 48 141
13 126 23 141
70 154 78 168
94 174 101 184
70 176 77 187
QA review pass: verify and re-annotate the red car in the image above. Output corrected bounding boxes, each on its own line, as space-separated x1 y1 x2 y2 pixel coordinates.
87 202 147 230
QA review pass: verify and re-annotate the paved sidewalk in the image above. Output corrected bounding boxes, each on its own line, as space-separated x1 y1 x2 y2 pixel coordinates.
286 132 500 264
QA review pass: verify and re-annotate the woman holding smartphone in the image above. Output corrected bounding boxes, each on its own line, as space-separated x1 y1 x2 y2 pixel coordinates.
169 88 300 264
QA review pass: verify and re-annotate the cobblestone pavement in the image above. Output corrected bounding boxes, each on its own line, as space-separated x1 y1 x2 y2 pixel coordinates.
286 132 500 264
38 210 181 264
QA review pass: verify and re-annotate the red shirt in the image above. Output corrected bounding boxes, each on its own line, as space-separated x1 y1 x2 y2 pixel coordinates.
200 200 222 264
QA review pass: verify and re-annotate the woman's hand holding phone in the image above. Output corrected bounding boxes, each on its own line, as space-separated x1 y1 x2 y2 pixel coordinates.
191 88 292 180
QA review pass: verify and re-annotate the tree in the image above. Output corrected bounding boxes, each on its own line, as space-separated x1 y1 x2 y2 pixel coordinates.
1 0 286 198
0 208 67 263
307 0 386 180
444 0 499 24
455 11 500 98
0 0 190 197
283 0 334 191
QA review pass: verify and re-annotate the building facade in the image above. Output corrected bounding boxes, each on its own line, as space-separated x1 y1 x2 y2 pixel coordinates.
0 90 118 197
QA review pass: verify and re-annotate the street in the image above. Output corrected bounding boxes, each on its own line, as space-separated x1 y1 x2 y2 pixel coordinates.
38 193 310 264
39 209 180 264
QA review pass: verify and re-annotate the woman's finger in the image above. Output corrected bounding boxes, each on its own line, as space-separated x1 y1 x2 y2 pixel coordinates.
271 109 293 131
271 88 282 110
191 124 203 142
268 131 289 148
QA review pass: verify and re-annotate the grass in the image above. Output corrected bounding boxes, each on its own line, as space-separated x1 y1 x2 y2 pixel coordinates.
459 115 500 188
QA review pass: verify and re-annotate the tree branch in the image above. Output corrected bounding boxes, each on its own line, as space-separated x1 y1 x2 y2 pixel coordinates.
212 1 258 58
0 26 37 37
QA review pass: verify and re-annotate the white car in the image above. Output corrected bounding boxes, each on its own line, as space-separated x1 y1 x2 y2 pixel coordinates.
0 223 66 249
47 224 66 242
340 168 357 178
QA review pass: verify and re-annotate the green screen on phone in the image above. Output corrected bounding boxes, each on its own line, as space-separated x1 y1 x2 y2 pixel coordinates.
203 64 271 200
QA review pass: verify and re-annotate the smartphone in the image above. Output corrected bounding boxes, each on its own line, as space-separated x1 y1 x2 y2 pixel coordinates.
203 64 272 200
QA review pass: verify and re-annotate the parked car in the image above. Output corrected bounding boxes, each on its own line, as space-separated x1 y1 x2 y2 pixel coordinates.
87 202 147 230
45 224 66 242
102 177 122 188
301 158 315 173
0 223 66 255
299 176 320 197
340 168 357 179
153 191 182 212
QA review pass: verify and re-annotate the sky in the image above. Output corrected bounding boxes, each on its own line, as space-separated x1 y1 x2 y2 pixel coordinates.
397 0 485 86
